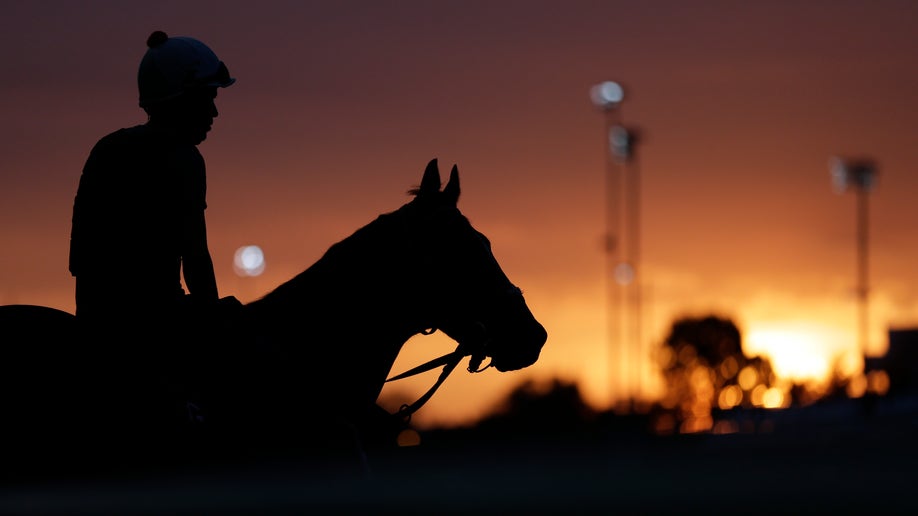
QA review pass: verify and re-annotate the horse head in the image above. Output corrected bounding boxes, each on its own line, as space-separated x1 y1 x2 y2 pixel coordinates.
403 159 547 373
243 158 547 424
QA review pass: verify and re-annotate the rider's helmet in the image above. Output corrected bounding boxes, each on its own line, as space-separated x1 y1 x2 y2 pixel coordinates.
137 30 236 108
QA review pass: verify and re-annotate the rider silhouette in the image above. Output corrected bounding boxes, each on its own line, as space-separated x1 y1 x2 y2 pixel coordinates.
68 31 242 435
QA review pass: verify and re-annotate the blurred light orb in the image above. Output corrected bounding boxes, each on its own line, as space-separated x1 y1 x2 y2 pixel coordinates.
829 155 877 193
867 370 890 395
762 387 786 409
613 262 634 285
591 81 624 110
234 245 265 277
829 156 848 193
609 125 633 159
717 385 743 410
737 366 758 391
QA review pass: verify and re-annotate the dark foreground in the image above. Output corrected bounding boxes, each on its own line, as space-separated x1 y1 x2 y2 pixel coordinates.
1 398 916 515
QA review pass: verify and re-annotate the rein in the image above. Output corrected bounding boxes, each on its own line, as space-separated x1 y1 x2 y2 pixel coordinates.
385 329 490 422
385 286 524 422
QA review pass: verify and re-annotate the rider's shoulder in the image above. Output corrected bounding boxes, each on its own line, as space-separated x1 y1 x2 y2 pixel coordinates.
92 125 153 151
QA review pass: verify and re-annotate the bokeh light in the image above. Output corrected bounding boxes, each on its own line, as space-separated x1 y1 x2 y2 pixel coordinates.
590 80 624 109
233 245 266 277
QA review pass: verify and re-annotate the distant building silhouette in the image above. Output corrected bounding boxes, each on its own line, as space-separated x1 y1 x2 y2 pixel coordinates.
865 328 918 396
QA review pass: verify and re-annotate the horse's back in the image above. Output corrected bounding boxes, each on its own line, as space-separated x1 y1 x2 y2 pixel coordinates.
0 303 75 319
0 304 79 377
0 304 376 479
0 305 141 477
0 303 75 339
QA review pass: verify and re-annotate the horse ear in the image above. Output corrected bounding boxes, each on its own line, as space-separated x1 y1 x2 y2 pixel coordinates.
419 158 441 196
443 164 460 205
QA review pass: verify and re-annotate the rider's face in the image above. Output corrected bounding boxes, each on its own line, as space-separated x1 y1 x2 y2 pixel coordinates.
177 87 219 145
151 86 219 145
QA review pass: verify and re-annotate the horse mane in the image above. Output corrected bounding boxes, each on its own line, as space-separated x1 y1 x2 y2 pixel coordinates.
250 205 411 317
244 159 466 339
256 179 459 312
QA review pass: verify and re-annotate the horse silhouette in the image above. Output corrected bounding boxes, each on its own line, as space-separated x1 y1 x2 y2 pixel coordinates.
0 158 547 478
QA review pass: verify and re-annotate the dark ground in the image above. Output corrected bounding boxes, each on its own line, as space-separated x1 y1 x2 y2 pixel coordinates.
1 396 916 515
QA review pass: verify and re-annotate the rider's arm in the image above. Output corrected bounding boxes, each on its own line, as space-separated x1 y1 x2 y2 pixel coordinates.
181 209 219 302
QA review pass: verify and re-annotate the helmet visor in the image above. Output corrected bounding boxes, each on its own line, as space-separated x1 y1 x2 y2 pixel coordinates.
202 61 235 89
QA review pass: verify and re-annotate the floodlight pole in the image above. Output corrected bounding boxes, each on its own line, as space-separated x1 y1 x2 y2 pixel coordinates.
592 81 642 410
855 181 869 360
599 93 625 409
830 157 876 361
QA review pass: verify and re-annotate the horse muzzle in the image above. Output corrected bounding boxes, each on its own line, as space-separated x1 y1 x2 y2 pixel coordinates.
488 317 547 372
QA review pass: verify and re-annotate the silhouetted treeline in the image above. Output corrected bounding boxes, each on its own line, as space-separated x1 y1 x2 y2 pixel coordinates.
413 313 907 440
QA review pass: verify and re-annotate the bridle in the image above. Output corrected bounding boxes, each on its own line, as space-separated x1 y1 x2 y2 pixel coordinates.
385 326 491 423
384 285 524 422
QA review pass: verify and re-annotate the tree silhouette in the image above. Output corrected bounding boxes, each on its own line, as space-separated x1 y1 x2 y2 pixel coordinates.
475 379 597 437
654 314 783 434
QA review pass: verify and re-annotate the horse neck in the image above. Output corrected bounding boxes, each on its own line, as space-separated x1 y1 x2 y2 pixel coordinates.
243 239 430 406
252 210 432 337
248 264 421 344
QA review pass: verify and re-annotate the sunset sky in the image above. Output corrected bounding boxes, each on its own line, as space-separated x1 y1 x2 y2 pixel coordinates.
2 1 918 428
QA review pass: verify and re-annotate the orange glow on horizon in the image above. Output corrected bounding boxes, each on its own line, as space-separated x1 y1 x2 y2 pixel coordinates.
5 2 918 430
745 321 862 383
